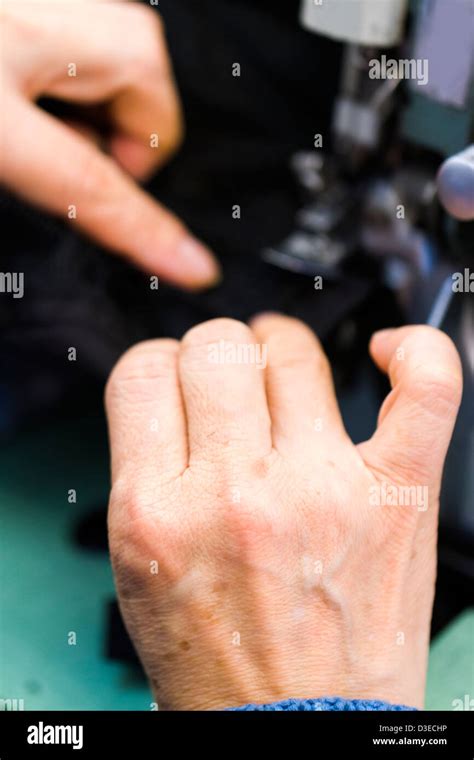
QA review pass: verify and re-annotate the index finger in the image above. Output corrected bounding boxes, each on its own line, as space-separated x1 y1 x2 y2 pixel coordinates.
1 96 219 286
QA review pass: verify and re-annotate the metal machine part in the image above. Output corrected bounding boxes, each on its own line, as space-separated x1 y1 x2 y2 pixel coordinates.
437 146 474 222
264 0 473 298
332 45 403 155
300 0 408 47
263 0 412 277
301 0 408 156
427 145 474 330
262 154 361 277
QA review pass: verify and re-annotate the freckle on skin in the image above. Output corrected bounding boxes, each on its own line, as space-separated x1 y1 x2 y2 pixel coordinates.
180 640 191 651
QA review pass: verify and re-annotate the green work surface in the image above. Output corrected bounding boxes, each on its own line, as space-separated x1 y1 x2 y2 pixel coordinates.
1 417 473 710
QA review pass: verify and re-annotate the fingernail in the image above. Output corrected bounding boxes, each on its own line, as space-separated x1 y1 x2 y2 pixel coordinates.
178 237 222 287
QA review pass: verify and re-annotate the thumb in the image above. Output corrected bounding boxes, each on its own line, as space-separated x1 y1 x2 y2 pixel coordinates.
359 325 463 485
2 97 220 288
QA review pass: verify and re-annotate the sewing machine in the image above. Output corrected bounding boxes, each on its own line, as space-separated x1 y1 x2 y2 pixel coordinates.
265 0 473 292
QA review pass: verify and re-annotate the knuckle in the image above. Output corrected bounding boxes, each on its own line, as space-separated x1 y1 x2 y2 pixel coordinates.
182 318 252 351
266 327 329 375
400 327 463 405
272 343 330 378
410 365 463 411
122 6 166 77
108 481 183 585
111 339 179 381
105 339 179 407
126 2 164 35
108 479 143 541
144 5 165 40
407 325 453 348
109 477 162 530
108 488 148 576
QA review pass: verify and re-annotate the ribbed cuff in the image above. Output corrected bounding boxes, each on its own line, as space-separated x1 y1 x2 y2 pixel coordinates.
229 697 417 711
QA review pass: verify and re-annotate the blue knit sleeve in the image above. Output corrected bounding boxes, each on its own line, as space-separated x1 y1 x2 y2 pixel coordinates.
229 697 417 711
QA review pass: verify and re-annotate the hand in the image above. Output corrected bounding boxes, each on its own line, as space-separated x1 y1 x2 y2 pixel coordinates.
0 0 219 288
105 315 462 710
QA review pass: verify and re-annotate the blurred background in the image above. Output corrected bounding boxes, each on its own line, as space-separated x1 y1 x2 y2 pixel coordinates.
1 0 473 709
